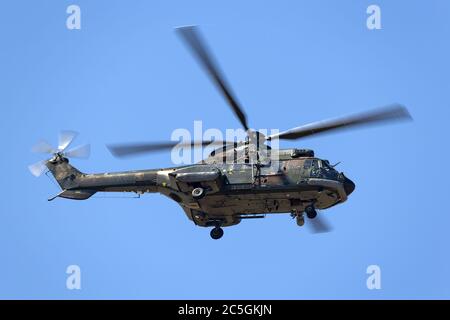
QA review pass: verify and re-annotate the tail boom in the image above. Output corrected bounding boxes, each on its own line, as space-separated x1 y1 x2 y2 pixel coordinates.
45 156 159 200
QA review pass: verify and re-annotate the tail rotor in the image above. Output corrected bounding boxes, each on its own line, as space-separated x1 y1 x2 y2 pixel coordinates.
28 131 90 177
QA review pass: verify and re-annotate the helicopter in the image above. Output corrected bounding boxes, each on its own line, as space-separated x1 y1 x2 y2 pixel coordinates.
29 26 411 239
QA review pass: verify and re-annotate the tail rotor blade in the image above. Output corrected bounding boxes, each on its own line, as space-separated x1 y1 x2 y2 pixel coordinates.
28 160 48 177
58 130 78 152
64 144 90 159
31 140 56 154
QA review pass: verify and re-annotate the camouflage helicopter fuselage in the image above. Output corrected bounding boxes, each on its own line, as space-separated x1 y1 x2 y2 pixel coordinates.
46 147 355 228
32 26 410 240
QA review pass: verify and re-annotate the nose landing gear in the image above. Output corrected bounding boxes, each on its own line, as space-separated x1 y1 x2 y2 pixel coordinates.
305 205 317 219
292 205 318 228
291 210 305 226
296 214 305 226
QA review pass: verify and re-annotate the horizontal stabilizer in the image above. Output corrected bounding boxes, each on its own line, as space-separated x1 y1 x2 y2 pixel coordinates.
48 189 96 201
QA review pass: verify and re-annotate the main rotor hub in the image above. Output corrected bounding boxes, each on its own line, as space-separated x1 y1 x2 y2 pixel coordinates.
246 130 266 147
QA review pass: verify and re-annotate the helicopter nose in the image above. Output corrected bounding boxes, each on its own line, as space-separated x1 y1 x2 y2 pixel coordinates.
343 176 355 196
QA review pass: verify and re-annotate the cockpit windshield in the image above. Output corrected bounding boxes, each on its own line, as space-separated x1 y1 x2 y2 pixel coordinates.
304 158 339 179
304 159 334 170
321 160 332 169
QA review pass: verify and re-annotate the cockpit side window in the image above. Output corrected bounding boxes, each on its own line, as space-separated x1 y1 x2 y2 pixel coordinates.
311 159 319 169
303 159 312 169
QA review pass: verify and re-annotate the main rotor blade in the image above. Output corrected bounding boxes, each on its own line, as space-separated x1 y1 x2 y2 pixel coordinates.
107 140 234 158
176 26 249 131
64 144 91 159
268 104 412 141
31 139 56 154
58 130 78 152
28 160 48 177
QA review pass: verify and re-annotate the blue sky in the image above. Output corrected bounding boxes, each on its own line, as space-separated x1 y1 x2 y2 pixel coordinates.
0 0 449 299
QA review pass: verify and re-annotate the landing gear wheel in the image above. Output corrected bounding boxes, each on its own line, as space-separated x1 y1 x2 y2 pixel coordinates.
296 215 305 227
192 187 205 200
210 227 224 240
305 206 317 219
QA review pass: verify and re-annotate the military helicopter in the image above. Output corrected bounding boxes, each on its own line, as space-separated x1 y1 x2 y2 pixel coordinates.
29 26 411 239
